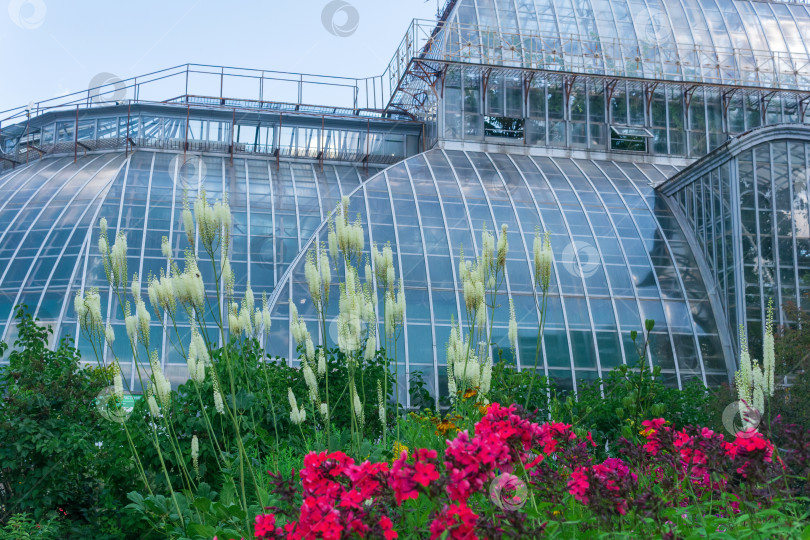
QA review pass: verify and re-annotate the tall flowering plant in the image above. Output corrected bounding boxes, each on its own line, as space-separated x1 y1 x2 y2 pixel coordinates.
80 188 279 536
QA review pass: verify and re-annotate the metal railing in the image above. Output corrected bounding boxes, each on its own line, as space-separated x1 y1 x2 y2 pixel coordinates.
0 64 398 127
6 12 810 141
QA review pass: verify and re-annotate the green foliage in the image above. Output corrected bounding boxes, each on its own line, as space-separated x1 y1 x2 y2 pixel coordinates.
0 307 106 523
407 369 433 413
0 513 57 540
567 359 712 446
4 303 809 538
487 357 553 416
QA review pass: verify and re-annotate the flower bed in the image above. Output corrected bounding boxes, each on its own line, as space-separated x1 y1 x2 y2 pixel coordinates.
247 403 809 539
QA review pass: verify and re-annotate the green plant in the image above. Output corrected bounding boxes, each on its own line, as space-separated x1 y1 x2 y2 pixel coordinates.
0 513 57 540
0 307 107 524
562 321 713 447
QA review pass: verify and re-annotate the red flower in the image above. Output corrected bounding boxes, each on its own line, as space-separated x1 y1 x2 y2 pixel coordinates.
254 513 281 539
391 448 439 504
379 515 398 540
429 502 478 540
568 467 590 504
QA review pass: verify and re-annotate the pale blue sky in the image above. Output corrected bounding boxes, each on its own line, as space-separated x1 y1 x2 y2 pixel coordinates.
1 0 441 111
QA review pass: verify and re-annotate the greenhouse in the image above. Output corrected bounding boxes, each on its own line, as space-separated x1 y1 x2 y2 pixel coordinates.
1 0 809 399
4 1 810 538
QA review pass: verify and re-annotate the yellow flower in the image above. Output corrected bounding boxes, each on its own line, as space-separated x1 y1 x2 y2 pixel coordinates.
392 441 408 460
435 419 458 437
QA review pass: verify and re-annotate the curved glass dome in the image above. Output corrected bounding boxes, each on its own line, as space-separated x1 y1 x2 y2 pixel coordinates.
0 151 383 389
266 149 734 405
433 0 810 89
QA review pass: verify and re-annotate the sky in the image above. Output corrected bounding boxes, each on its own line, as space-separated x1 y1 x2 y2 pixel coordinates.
0 0 442 112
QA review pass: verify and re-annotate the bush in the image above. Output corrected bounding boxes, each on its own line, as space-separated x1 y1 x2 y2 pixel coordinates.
0 307 135 537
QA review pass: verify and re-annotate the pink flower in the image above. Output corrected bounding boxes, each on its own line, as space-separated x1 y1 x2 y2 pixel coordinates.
254 513 280 539
379 515 398 540
391 448 439 504
429 502 478 540
568 467 590 504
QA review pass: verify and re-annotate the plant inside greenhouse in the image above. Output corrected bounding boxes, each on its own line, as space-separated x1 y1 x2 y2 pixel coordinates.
3 0 810 538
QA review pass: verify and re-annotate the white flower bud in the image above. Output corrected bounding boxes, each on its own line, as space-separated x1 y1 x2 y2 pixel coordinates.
125 314 138 344
497 224 508 269
105 323 115 347
222 258 234 295
480 356 492 395
74 292 87 319
136 300 151 347
303 363 318 403
305 336 315 362
148 395 160 418
183 207 195 246
508 298 517 351
113 368 124 400
352 382 363 427
214 389 225 414
377 380 385 424
364 331 377 361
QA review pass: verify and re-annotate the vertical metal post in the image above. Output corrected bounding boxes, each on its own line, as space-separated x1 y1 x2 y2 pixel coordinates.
184 103 190 154
126 101 131 156
185 65 189 103
365 119 370 174
298 74 303 105
25 111 30 164
74 105 79 163
260 71 264 103
229 108 235 164
277 112 282 170
220 67 224 103
320 115 325 171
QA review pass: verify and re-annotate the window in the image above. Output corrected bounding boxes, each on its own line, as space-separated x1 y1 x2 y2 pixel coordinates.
610 126 651 152
484 116 524 139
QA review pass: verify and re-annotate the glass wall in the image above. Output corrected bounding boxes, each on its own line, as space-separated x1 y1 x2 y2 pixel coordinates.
670 135 810 358
440 65 808 158
437 0 810 91
0 151 384 391
268 149 731 405
2 109 420 168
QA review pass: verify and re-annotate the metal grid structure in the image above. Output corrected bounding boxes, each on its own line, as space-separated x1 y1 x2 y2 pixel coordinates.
0 98 425 174
382 0 810 124
265 149 732 405
0 150 385 390
661 124 810 357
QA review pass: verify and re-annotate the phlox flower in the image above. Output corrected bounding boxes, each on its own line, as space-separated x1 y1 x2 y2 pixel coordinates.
429 501 478 540
390 448 439 504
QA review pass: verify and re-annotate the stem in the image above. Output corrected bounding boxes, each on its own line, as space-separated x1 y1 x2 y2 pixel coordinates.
525 287 549 409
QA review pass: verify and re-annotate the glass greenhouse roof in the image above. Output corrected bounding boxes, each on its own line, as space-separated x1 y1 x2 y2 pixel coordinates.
0 151 384 389
426 0 810 90
0 147 734 396
266 149 733 404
